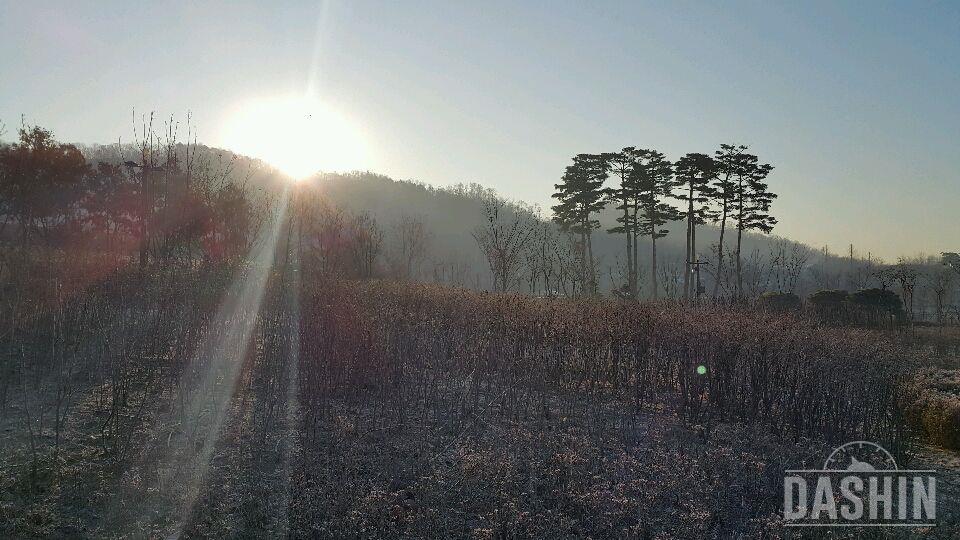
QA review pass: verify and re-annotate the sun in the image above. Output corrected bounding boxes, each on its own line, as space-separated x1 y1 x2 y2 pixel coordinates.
219 95 370 180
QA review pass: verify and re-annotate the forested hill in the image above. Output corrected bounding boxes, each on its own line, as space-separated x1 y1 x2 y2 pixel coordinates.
71 142 874 297
78 142 286 192
312 171 850 297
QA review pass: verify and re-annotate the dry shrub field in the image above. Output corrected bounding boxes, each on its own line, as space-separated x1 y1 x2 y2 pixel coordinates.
1 254 957 538
301 281 911 447
292 281 922 537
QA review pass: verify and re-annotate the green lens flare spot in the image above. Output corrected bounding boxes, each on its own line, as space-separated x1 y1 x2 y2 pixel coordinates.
696 365 707 376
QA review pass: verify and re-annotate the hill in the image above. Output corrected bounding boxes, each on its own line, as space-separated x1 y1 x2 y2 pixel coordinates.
69 143 899 299
312 171 849 297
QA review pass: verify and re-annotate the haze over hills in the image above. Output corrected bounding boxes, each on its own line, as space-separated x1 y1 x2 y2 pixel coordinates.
64 138 955 318
69 141 905 300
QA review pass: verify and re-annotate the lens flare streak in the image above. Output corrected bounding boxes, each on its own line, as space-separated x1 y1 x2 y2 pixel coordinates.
144 189 290 539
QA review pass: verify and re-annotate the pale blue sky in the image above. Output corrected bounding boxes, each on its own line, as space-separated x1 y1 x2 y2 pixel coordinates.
2 1 958 259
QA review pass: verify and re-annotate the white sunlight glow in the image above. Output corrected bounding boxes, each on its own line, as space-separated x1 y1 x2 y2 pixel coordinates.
159 190 291 538
220 95 370 180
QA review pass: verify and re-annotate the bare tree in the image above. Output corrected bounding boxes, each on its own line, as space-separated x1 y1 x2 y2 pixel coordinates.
304 197 349 277
390 213 431 281
349 212 383 279
523 220 561 296
740 248 773 299
554 231 586 297
889 259 920 323
472 198 533 292
657 257 684 299
926 262 954 326
431 252 473 288
769 239 810 295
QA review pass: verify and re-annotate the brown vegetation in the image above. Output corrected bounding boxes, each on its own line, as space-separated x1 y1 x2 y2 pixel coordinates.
906 369 960 451
300 281 912 450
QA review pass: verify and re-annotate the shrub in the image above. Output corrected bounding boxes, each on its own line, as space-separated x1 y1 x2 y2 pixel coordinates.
756 291 801 312
851 288 903 315
299 280 912 449
904 370 960 450
808 289 849 306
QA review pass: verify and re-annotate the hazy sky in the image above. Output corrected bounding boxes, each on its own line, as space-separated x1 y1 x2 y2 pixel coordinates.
3 1 958 260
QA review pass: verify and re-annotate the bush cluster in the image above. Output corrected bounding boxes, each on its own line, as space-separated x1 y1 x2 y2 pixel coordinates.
300 281 913 450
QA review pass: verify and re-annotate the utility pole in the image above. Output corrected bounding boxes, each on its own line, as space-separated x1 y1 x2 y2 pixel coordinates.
689 259 710 303
849 244 854 290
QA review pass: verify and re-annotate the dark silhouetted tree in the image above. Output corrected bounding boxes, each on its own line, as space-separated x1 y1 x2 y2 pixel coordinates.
634 149 680 299
732 153 776 298
851 288 904 325
926 259 953 326
674 152 717 300
709 144 745 299
889 259 919 323
0 124 89 245
552 153 609 295
605 148 644 298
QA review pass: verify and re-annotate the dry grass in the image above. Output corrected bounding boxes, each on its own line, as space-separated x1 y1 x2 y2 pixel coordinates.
300 281 914 450
289 280 927 537
0 266 947 537
906 369 960 450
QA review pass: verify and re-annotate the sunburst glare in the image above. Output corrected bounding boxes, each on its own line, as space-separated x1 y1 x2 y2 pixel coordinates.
220 95 370 180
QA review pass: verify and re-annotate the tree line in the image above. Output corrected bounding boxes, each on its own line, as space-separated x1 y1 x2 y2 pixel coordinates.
5 119 959 323
0 118 269 271
551 144 776 300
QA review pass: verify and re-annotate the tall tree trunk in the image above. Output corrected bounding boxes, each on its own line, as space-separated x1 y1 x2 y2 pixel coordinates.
579 229 588 296
691 214 698 299
683 183 693 300
632 203 639 296
622 197 633 297
735 223 744 300
712 201 727 300
735 183 745 300
586 230 595 295
650 232 658 300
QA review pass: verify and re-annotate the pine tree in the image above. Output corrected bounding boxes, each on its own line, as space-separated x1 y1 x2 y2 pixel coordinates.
633 149 680 299
674 153 717 300
552 153 609 295
605 148 643 298
733 155 776 298
709 144 747 300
